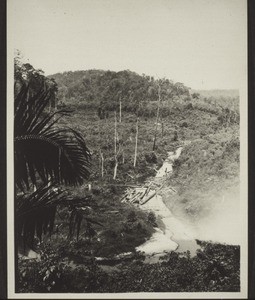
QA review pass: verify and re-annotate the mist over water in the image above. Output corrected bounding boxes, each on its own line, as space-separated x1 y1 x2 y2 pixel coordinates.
135 147 241 258
194 192 241 245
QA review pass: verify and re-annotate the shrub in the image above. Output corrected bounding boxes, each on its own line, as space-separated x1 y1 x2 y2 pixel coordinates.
144 152 157 164
147 211 157 226
127 211 137 223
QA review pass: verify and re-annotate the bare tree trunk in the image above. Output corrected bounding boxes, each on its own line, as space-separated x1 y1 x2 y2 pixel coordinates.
113 159 118 180
119 98 122 123
114 111 117 155
153 84 161 151
113 111 118 180
134 117 139 167
122 150 125 164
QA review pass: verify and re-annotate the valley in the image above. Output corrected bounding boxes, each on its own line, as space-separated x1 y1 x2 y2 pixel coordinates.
17 67 241 293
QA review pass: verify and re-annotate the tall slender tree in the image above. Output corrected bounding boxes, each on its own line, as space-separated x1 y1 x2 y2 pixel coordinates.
153 81 161 151
113 111 118 179
133 117 139 167
119 96 122 123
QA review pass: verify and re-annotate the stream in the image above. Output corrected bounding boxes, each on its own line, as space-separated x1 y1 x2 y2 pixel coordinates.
135 146 201 262
96 144 240 264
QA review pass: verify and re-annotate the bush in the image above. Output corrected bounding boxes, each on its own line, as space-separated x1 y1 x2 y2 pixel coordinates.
18 238 240 293
147 211 157 226
127 211 137 223
144 152 157 164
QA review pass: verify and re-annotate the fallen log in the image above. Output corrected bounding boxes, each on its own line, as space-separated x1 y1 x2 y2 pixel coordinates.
140 184 164 205
169 187 177 194
128 191 141 203
140 191 156 205
139 188 147 201
120 192 129 202
143 186 151 199
130 192 143 203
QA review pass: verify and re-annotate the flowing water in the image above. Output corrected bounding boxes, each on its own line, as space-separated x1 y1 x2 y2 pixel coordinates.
135 147 201 261
134 144 241 263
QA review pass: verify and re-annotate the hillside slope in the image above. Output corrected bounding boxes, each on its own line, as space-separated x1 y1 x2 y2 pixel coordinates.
52 69 240 245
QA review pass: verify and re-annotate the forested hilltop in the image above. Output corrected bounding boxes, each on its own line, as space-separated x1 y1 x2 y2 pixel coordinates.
49 70 191 110
49 69 239 114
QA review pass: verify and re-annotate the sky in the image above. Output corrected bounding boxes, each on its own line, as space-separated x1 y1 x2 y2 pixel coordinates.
9 0 246 90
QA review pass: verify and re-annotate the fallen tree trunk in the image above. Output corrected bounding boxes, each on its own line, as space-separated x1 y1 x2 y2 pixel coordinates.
140 190 156 205
140 184 164 205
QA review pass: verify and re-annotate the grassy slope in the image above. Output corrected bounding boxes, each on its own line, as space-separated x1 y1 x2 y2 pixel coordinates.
165 124 239 216
60 102 223 183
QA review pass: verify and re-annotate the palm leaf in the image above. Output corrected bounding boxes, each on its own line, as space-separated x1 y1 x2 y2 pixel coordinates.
15 83 92 248
15 130 91 189
16 183 67 249
68 207 103 241
14 84 91 190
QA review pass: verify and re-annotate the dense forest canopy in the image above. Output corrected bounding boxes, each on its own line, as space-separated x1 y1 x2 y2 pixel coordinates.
49 70 239 120
49 70 190 111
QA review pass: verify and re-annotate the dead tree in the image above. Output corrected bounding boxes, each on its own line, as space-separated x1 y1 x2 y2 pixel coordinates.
113 111 121 180
122 150 125 164
114 111 117 154
113 148 122 180
153 82 161 151
99 149 104 178
98 118 105 178
133 117 139 167
119 96 122 123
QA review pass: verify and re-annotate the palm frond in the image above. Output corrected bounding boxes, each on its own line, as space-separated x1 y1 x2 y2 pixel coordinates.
15 83 93 249
14 84 91 190
15 85 50 136
15 130 91 189
16 183 67 249
68 206 103 241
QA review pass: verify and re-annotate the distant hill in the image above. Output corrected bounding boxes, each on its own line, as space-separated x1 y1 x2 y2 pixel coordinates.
49 70 239 116
48 70 190 110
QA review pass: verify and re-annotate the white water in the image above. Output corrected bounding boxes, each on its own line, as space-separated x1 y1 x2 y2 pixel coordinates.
136 147 199 257
136 193 198 255
135 145 241 259
155 147 182 178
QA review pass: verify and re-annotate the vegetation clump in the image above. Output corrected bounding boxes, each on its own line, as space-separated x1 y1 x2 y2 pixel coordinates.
18 241 240 293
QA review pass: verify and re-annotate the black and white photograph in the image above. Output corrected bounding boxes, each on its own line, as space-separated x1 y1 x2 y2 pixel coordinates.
7 0 247 298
